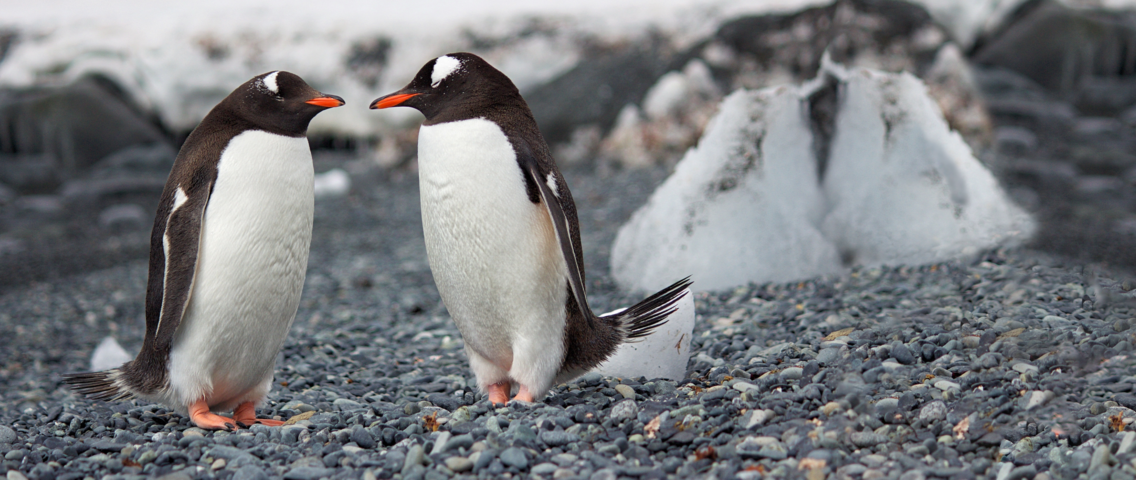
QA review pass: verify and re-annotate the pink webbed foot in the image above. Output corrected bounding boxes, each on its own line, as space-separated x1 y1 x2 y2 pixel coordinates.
486 382 511 406
233 401 284 427
513 385 535 403
188 400 236 431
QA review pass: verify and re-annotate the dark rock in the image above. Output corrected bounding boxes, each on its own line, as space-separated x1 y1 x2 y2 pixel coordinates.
974 2 1136 113
526 43 678 145
426 393 461 411
232 465 270 480
0 77 169 193
499 447 528 469
351 428 376 449
975 432 1004 447
891 344 916 365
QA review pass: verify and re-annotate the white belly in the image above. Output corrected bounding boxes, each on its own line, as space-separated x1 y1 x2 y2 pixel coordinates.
166 130 314 411
418 119 567 371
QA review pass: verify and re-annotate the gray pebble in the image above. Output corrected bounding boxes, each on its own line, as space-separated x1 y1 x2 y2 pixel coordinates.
540 430 578 447
351 428 376 449
403 444 424 474
232 465 270 480
499 447 528 469
850 432 887 448
918 401 947 422
816 348 841 364
283 467 336 480
610 399 639 423
891 344 915 365
532 462 559 475
0 426 15 444
444 456 473 473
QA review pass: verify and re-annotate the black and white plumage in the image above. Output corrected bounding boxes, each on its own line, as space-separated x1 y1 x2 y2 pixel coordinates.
371 53 691 403
65 71 344 430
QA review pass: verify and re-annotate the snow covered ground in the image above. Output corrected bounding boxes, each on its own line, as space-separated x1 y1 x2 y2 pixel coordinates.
8 0 1130 139
0 0 828 137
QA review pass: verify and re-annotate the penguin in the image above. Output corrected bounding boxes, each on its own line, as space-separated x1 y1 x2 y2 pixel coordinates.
370 53 692 404
64 71 344 430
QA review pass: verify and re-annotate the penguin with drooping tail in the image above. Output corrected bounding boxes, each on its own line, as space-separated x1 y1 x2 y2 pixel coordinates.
371 52 691 404
65 71 343 430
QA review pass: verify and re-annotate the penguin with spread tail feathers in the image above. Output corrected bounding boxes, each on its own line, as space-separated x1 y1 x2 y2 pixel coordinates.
371 52 691 404
65 71 344 430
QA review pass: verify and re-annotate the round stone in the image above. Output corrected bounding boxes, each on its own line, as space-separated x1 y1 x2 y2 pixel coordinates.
0 426 16 444
499 447 528 469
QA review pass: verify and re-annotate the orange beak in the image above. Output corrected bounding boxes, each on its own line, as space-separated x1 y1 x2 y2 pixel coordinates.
305 95 345 108
370 93 419 109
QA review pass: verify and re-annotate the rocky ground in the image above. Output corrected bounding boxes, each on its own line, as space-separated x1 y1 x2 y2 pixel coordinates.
2 2 1136 479
3 148 1136 479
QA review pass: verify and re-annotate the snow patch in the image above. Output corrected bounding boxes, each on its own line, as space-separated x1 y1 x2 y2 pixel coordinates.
90 336 133 372
818 63 1033 266
611 84 842 292
593 289 695 382
0 0 828 138
612 61 1034 293
313 168 351 198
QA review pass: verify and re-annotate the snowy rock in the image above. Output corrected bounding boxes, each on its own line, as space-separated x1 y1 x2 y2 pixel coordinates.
90 336 132 372
593 288 694 381
612 60 1033 292
611 83 842 292
313 169 351 199
923 43 992 148
599 60 721 167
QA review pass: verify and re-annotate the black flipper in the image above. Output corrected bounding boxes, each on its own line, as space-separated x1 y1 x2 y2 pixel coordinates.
65 166 215 399
517 145 595 325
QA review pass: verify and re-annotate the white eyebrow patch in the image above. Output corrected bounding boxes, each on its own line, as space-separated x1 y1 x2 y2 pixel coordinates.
263 71 280 93
431 56 461 87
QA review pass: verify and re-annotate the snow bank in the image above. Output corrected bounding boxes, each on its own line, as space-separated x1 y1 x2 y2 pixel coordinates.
819 63 1034 266
90 336 132 372
0 0 829 138
611 61 1034 293
593 289 696 381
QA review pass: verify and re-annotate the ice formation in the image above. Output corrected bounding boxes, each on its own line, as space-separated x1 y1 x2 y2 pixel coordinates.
593 288 695 382
611 61 1034 293
90 336 132 372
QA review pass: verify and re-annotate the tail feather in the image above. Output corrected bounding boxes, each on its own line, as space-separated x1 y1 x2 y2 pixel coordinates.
603 276 693 340
63 369 135 402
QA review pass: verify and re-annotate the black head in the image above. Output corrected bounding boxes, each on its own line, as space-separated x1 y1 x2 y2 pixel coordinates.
369 52 525 124
219 71 345 137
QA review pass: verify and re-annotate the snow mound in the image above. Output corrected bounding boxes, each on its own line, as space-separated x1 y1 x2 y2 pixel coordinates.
819 63 1034 266
90 336 132 372
313 168 351 199
593 288 695 382
611 85 843 293
612 61 1034 293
